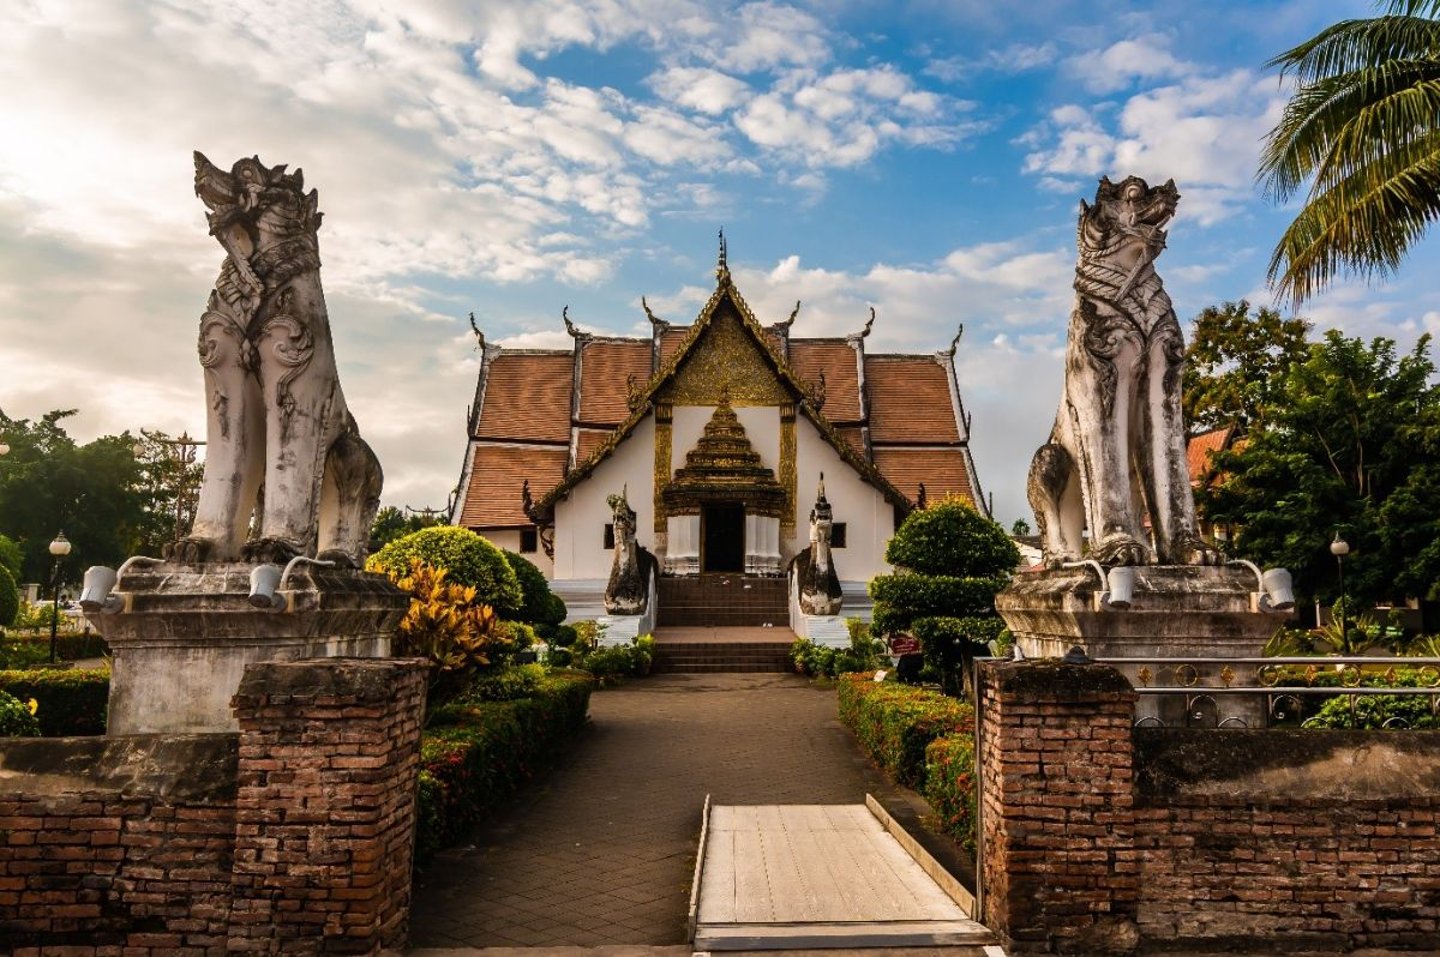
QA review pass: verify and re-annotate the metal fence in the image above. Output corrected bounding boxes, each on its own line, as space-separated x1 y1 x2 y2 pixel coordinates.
1090 655 1440 729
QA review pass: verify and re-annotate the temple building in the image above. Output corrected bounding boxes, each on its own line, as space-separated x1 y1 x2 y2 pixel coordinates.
450 245 988 626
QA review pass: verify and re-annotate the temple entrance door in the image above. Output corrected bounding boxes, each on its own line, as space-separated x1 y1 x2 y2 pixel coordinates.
701 504 745 573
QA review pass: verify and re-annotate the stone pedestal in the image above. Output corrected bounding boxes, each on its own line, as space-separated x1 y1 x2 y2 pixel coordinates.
92 561 406 734
996 565 1284 727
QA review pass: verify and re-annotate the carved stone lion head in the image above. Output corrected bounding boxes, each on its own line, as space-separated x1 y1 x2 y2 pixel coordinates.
1078 175 1180 256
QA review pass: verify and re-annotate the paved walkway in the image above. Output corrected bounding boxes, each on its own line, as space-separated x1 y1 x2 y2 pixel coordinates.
409 673 958 951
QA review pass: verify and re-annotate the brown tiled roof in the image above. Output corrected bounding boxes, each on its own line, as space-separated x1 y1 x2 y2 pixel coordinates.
578 340 650 425
836 426 866 455
658 328 688 365
458 444 568 528
873 448 974 505
475 353 573 443
1188 426 1235 486
791 340 862 422
575 428 610 465
866 357 959 444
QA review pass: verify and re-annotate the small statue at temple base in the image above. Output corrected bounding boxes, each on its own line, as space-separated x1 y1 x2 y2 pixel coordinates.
794 476 843 616
604 488 656 615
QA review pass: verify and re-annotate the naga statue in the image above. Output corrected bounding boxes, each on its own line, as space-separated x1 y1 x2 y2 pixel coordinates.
1027 176 1220 568
603 487 655 615
793 475 843 616
174 152 381 566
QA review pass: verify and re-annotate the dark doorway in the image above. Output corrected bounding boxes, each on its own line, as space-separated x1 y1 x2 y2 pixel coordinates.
702 504 745 573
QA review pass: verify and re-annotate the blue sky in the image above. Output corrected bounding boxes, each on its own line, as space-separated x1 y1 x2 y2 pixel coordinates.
3 0 1436 528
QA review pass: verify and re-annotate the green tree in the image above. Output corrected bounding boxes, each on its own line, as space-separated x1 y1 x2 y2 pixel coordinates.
0 410 148 583
869 499 1019 697
0 534 22 581
366 526 523 618
369 505 445 553
1201 331 1440 607
1260 0 1440 301
1183 301 1312 433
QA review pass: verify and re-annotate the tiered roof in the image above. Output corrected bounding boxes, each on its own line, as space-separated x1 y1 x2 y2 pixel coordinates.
451 266 987 530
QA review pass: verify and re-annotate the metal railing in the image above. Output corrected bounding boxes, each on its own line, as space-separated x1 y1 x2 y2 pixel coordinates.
1091 655 1440 729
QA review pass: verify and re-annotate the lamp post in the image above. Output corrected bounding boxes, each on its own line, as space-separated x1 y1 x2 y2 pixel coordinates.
1330 531 1350 645
48 531 71 664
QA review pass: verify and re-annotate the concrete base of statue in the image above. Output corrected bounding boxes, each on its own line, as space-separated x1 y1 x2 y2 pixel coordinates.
92 561 406 734
995 565 1286 728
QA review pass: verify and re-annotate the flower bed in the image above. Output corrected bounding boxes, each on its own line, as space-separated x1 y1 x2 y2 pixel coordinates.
415 669 594 863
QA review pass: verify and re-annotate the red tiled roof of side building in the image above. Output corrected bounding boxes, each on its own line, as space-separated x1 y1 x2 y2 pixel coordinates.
790 340 862 422
872 448 974 505
865 357 960 444
458 444 569 528
578 339 652 425
658 328 689 364
475 353 573 443
1187 425 1234 485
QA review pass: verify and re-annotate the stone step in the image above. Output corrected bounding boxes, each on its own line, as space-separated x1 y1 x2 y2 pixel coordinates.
651 660 793 674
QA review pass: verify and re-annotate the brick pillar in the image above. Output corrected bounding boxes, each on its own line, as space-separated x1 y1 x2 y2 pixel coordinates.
978 658 1139 955
228 658 427 954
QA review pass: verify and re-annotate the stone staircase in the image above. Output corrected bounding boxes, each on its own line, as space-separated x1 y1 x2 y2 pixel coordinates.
657 575 789 627
650 635 796 674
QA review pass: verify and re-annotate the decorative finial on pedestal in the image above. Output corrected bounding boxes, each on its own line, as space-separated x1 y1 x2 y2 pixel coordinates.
717 228 729 280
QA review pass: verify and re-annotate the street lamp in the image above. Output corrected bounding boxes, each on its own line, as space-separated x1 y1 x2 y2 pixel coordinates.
1330 531 1351 644
48 531 71 664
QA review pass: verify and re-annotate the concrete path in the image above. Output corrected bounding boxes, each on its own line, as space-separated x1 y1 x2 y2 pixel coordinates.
408 673 966 951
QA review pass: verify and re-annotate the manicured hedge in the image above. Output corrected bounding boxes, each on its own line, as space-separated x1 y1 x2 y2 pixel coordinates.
0 633 110 668
415 669 594 863
367 526 524 618
0 667 109 736
504 550 567 626
837 673 972 789
924 733 978 853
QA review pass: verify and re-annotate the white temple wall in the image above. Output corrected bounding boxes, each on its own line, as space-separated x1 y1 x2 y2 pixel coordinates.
552 418 656 580
793 417 895 581
476 529 554 578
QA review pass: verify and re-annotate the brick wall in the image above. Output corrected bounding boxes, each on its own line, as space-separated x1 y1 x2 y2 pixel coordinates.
0 657 426 955
978 659 1440 954
978 658 1140 954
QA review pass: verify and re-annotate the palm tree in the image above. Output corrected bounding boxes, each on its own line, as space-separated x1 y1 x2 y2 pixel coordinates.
1260 0 1440 302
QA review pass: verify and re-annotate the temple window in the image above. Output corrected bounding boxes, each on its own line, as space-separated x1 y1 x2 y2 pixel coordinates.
520 527 538 554
832 522 848 548
604 523 615 549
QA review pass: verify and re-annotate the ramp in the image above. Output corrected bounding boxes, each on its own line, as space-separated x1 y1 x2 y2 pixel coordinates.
691 798 993 950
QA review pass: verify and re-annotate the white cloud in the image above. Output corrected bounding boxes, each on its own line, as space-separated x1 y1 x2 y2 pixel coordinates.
649 67 752 114
1065 33 1193 94
925 41 1059 83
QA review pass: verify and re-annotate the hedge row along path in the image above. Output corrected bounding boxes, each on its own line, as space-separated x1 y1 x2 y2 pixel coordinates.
408 672 968 950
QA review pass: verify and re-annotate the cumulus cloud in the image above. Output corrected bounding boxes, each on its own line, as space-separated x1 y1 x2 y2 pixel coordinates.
1065 33 1193 94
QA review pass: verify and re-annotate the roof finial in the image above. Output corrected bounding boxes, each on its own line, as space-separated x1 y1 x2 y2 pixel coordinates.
718 383 732 407
717 227 729 279
468 311 485 350
642 295 666 328
862 306 876 338
563 305 579 338
945 322 964 358
780 300 800 329
916 482 928 509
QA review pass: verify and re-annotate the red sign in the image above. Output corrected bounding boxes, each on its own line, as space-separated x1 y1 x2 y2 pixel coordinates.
888 635 921 656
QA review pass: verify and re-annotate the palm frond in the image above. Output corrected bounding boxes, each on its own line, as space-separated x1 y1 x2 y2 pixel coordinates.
1268 14 1440 82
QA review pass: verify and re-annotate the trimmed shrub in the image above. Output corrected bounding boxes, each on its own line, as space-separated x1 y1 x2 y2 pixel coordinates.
504 550 566 625
870 500 1017 696
884 498 1020 577
367 526 523 618
924 733 977 853
0 690 40 737
0 565 18 629
575 635 654 682
791 631 887 678
837 673 973 789
0 633 109 668
0 668 109 735
415 670 594 863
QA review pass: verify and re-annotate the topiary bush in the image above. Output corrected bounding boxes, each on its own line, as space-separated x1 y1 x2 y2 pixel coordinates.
870 499 1018 696
504 550 566 625
0 565 18 629
791 630 888 679
0 690 40 737
0 668 109 735
367 526 523 618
